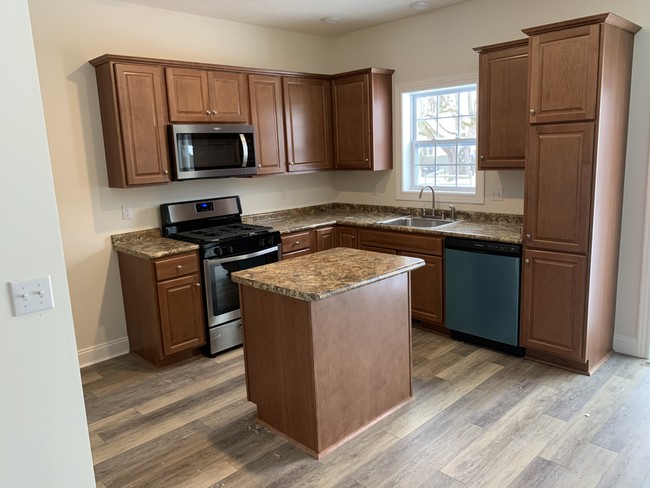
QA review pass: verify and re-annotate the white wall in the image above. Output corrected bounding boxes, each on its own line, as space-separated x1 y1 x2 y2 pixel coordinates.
0 1 95 486
26 0 650 360
328 0 650 353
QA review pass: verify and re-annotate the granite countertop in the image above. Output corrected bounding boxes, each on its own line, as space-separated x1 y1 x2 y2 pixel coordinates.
111 229 199 259
110 203 523 259
231 247 425 301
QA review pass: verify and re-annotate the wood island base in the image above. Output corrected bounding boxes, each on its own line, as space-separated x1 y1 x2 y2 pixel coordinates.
238 272 414 458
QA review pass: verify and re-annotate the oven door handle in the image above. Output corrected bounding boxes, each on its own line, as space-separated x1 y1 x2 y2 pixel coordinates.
207 245 279 265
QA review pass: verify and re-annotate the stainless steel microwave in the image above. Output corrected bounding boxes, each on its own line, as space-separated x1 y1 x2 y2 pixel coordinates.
170 124 257 180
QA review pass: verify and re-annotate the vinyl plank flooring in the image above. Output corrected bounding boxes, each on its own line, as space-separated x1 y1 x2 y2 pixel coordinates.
85 329 650 488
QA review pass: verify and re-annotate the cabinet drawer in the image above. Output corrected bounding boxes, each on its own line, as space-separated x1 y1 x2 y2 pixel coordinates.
282 248 312 260
154 253 199 281
359 229 443 256
281 231 312 253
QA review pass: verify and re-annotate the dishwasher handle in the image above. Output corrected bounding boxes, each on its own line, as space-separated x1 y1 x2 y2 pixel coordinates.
444 237 521 257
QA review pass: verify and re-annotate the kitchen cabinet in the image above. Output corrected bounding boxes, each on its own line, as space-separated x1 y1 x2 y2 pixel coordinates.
520 13 640 374
520 249 587 361
332 68 394 171
527 24 600 124
165 67 250 123
359 229 444 332
335 226 358 248
117 251 206 367
474 39 528 170
248 74 286 175
281 230 313 259
315 226 335 251
283 77 333 172
91 61 171 188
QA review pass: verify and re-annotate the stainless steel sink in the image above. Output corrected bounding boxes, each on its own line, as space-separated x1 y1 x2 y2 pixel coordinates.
378 216 455 228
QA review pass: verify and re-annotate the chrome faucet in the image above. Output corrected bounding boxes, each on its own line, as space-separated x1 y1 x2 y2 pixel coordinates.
418 185 435 217
449 204 456 221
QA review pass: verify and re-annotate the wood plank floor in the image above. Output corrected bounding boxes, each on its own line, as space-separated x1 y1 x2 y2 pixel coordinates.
83 329 650 488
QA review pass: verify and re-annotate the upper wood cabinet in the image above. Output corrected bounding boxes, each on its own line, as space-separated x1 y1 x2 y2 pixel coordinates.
249 74 286 175
474 39 528 170
165 67 250 123
283 77 333 172
525 24 600 124
92 61 171 188
524 122 595 254
332 69 394 171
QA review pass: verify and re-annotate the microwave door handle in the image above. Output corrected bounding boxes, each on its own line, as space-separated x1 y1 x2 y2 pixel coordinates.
239 134 248 168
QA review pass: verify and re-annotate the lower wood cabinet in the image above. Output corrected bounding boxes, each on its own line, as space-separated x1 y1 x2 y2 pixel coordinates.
335 226 358 248
315 226 335 251
520 249 587 362
281 230 313 259
117 251 206 367
359 229 444 332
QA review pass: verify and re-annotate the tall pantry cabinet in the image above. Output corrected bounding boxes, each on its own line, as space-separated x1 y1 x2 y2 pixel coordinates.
520 14 640 374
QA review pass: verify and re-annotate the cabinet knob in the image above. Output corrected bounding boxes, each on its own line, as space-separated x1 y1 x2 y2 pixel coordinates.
211 110 218 115
365 158 369 162
529 108 536 115
258 164 262 168
525 258 530 264
205 110 211 115
480 155 485 160
196 283 201 287
163 170 169 175
176 265 183 270
526 234 531 239
295 241 300 245
289 161 295 165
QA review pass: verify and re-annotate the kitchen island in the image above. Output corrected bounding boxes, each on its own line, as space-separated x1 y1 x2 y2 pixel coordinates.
231 247 424 458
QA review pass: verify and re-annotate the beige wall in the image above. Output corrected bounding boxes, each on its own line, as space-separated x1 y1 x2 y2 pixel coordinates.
27 0 650 360
1 0 94 485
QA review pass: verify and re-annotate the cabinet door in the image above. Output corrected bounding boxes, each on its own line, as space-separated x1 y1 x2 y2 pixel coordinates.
113 64 170 186
333 74 371 169
165 67 210 122
520 250 587 360
207 71 250 123
336 227 358 249
157 274 206 356
528 25 600 124
315 227 334 251
525 123 594 254
249 75 286 175
398 251 443 325
283 77 332 172
476 41 528 170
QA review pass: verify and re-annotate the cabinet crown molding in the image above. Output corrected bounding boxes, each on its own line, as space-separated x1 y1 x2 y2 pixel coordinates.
522 12 641 36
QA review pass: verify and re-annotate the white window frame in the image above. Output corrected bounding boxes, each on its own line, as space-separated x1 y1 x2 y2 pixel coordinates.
395 74 484 205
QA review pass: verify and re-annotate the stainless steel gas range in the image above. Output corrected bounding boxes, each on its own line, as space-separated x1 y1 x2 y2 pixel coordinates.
160 196 281 356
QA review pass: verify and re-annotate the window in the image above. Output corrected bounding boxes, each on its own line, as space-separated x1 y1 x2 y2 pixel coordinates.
397 77 484 204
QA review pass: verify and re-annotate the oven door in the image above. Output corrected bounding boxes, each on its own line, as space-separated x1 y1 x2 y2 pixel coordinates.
203 246 280 328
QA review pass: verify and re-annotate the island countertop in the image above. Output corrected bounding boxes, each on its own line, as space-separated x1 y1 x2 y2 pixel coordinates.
231 247 425 301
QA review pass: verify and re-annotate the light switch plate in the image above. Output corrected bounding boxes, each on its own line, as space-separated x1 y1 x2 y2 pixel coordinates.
9 276 55 316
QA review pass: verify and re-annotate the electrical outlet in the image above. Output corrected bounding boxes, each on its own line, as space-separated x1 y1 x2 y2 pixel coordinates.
121 205 133 220
490 187 503 201
281 189 287 200
9 276 55 316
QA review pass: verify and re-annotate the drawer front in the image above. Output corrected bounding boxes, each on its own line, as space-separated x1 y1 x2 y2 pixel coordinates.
154 253 199 281
282 248 312 260
281 231 312 253
359 229 443 256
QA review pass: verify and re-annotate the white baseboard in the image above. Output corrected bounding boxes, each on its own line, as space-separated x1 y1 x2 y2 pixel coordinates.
613 334 643 358
78 337 130 368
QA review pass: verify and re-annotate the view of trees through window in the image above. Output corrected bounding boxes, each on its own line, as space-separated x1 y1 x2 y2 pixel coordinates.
407 84 477 193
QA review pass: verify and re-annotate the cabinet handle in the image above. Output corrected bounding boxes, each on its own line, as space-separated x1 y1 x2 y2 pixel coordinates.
205 110 211 115
529 109 536 115
480 155 485 160
525 259 530 264
526 234 531 240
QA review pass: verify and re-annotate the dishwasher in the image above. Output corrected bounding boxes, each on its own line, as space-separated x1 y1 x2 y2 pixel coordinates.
444 237 523 356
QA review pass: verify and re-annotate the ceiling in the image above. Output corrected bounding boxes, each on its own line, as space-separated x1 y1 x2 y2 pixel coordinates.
119 0 471 37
